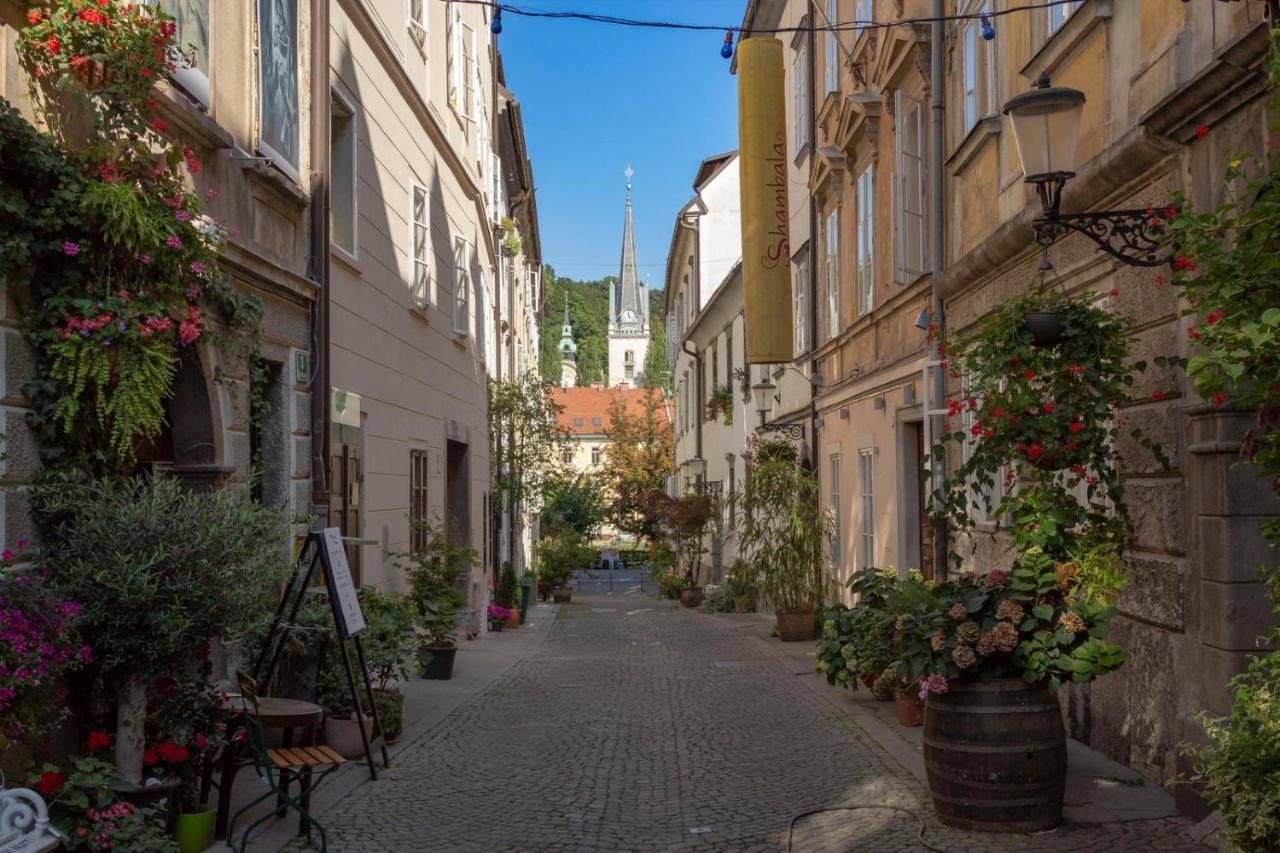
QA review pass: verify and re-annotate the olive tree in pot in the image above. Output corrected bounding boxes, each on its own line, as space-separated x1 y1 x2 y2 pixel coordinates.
402 518 474 681
34 473 288 787
534 530 595 604
735 437 832 640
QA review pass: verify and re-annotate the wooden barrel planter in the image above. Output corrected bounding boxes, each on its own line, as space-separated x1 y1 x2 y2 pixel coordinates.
923 677 1066 832
775 609 816 642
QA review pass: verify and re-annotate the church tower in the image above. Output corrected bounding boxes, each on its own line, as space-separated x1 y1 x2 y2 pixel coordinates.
608 165 649 387
557 297 578 389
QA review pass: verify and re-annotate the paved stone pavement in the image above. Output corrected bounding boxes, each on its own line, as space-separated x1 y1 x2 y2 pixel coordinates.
287 595 1211 852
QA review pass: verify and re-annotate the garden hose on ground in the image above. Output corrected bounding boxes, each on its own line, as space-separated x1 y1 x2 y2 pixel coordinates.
783 804 964 853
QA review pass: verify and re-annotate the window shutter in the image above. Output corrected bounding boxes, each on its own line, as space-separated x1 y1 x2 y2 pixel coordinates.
453 239 470 335
463 24 476 119
447 7 458 108
894 92 927 284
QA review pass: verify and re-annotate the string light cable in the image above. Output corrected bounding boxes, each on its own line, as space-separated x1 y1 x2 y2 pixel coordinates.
446 0 1090 38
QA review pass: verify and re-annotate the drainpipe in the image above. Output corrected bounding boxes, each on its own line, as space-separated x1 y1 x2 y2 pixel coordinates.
308 0 331 527
807 0 820 474
682 339 703 478
929 0 948 581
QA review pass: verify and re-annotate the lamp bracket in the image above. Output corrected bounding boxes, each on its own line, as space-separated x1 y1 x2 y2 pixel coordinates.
756 423 805 440
1033 208 1174 268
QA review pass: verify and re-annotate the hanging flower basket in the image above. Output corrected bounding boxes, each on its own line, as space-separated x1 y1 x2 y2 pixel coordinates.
1022 311 1066 347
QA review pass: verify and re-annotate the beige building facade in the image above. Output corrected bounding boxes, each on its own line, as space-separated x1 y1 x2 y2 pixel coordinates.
0 0 320 542
766 0 1280 810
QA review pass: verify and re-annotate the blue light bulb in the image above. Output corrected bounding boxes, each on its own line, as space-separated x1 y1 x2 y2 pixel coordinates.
720 32 734 59
980 14 995 41
491 8 503 35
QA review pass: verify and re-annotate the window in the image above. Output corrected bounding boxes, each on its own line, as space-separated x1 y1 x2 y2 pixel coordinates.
856 165 874 316
725 326 733 388
592 417 603 428
894 92 928 284
447 5 475 118
330 92 357 256
155 0 209 104
410 183 430 307
824 0 839 95
858 449 874 569
625 350 635 364
794 254 810 355
792 46 808 154
453 237 470 335
1048 1 1081 33
562 445 573 464
824 209 840 340
853 0 872 37
573 416 584 428
591 445 601 466
410 450 429 552
962 3 996 133
408 0 426 45
829 454 842 572
258 0 300 175
625 364 634 380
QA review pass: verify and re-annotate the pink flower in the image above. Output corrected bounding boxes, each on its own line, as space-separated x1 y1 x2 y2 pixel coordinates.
190 261 206 275
206 187 218 199
165 235 183 249
984 569 1009 588
175 210 191 222
15 539 28 548
1 550 12 561
948 603 967 620
62 242 80 256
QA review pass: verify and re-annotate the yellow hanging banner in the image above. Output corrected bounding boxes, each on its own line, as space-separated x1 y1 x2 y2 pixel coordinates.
737 37 793 364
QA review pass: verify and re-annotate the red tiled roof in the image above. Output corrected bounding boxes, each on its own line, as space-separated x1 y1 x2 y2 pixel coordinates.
547 384 672 435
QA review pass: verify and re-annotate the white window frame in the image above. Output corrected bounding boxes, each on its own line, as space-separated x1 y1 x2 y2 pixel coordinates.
858 449 875 569
462 22 477 120
894 91 928 284
793 253 809 356
856 165 874 316
410 182 430 308
1048 1 1081 33
853 0 872 37
824 0 839 95
829 454 843 572
150 0 210 105
824 209 840 341
330 89 358 258
962 2 997 134
792 46 808 154
408 0 426 48
453 237 471 336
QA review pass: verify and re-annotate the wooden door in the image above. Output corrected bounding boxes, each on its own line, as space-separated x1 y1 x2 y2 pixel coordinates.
329 444 362 585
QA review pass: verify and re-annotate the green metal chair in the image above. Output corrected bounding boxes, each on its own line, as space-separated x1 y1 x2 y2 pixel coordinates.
225 672 344 853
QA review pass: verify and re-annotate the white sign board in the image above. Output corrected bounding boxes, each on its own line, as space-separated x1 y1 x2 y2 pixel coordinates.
322 527 366 637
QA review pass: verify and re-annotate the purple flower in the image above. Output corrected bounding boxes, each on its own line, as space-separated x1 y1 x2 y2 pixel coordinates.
78 646 92 664
165 235 183 249
62 241 80 256
117 321 126 331
191 261 206 275
175 210 192 222
15 540 27 549
186 285 200 301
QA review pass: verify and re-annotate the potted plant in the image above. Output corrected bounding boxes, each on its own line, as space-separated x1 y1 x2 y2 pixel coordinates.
735 437 832 640
643 492 716 608
359 588 414 742
487 603 511 632
34 473 288 787
496 562 520 628
0 551 87 760
25 755 177 851
400 518 475 681
142 670 225 851
897 540 1128 832
704 384 734 425
535 530 595 605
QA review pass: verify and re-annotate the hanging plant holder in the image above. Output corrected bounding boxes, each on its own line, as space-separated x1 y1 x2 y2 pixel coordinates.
1022 311 1066 347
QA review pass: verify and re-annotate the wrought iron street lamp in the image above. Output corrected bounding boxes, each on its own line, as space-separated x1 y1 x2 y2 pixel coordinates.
1004 73 1174 268
751 377 804 440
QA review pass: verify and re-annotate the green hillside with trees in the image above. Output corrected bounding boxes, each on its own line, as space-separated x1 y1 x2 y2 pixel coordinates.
538 265 669 391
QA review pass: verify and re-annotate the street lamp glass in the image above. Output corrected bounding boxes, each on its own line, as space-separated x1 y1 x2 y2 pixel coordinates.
751 379 775 421
1003 76 1085 181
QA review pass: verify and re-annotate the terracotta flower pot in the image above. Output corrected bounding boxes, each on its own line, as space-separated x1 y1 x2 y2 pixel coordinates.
679 587 704 608
895 693 924 726
775 609 817 642
505 608 520 629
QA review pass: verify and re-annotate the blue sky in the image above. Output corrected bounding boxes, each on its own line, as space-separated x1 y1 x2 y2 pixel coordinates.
497 0 744 288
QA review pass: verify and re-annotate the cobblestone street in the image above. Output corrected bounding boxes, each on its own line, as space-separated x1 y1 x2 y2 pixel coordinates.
294 597 1212 852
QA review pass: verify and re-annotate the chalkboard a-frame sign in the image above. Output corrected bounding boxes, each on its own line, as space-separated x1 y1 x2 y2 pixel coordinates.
251 528 389 776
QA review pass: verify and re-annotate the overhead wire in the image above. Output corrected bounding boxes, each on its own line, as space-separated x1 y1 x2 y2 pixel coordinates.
442 0 1081 36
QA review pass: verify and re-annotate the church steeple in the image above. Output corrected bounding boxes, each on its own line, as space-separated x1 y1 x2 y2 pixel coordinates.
612 165 647 334
557 296 578 388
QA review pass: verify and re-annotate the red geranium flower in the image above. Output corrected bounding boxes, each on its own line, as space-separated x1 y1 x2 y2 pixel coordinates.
1153 390 1167 400
1195 125 1210 140
26 8 42 23
1174 255 1198 272
1068 422 1084 433
87 731 111 751
1206 309 1224 325
1043 402 1056 414
1211 392 1225 407
45 36 60 55
35 771 65 797
1022 368 1036 380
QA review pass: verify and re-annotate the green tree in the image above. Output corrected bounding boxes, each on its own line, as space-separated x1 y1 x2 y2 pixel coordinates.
597 389 673 543
642 288 671 391
540 471 605 538
489 370 567 553
538 266 609 385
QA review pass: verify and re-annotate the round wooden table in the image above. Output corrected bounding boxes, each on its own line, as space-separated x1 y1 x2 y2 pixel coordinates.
210 695 324 841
